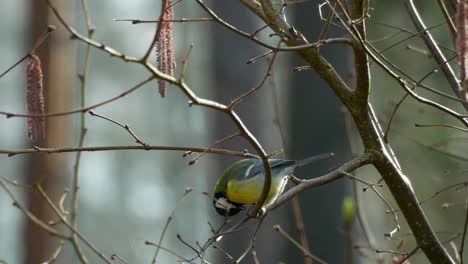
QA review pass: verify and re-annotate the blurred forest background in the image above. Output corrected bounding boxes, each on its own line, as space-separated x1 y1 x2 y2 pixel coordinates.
0 0 466 263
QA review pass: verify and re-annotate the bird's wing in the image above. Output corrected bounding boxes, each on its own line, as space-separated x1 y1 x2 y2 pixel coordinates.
241 159 296 180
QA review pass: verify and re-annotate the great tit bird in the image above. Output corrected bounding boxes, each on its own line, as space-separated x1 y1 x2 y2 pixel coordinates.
213 153 332 216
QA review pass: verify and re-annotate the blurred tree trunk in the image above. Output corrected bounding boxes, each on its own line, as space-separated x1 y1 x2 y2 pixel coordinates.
24 1 74 263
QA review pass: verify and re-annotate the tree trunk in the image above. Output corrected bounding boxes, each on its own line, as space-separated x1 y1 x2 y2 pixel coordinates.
24 1 74 263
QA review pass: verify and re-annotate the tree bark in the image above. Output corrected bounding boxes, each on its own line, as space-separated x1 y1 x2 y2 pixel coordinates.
24 1 74 263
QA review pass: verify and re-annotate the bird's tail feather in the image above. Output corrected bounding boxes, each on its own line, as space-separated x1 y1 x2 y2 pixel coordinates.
295 152 335 167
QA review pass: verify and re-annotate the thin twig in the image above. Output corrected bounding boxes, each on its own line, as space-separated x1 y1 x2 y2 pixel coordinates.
450 241 460 263
229 41 281 109
388 182 468 214
371 19 455 58
180 43 194 81
398 246 420 264
405 0 464 106
70 1 94 260
318 0 337 41
0 76 155 119
42 240 65 264
195 219 233 258
0 178 67 239
110 254 128 264
0 176 33 190
345 173 384 189
0 145 257 158
212 245 236 263
340 171 400 238
415 123 468 134
378 115 468 162
437 0 456 38
235 217 265 263
460 199 468 264
48 190 69 226
176 234 210 264
151 188 192 264
188 133 240 165
384 93 410 143
249 3 286 37
145 241 194 263
375 249 408 256
141 0 168 61
247 51 274 64
273 225 327 264
113 18 214 24
0 25 55 79
252 250 261 264
35 185 112 263
88 110 149 148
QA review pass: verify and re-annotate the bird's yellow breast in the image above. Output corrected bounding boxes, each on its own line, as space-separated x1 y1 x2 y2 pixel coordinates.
226 177 286 205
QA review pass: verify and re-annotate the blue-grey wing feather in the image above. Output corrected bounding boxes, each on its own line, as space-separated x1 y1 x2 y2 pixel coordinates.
242 159 297 180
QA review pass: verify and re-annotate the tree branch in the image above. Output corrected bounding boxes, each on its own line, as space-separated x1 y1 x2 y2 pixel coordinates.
349 0 370 103
405 0 465 107
265 153 373 211
242 1 457 263
0 145 257 158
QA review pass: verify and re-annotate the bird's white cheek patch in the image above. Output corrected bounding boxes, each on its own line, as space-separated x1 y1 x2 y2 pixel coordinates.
215 197 236 210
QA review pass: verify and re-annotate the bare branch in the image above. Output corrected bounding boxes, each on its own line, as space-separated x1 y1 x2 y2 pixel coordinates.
0 178 67 239
113 17 214 24
151 188 192 263
89 110 149 148
460 199 468 264
265 153 373 211
273 225 327 264
0 145 257 158
0 76 155 119
0 25 55 79
405 0 464 106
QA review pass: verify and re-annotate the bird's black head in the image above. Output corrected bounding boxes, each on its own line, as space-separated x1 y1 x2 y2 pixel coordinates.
213 192 244 217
